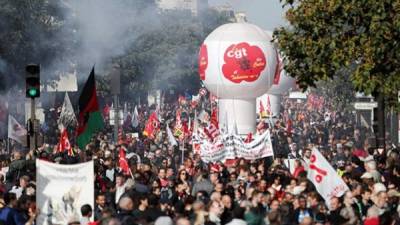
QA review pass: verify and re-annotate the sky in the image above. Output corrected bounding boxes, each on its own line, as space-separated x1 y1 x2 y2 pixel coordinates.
208 0 287 31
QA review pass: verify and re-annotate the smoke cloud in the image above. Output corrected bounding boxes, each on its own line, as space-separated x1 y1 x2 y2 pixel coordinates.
54 0 160 78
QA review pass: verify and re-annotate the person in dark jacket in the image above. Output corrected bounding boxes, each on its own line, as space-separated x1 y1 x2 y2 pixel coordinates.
293 196 313 224
116 195 137 225
0 192 26 225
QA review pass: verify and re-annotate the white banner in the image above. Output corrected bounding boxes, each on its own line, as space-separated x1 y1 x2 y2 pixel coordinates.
200 130 274 163
306 148 349 207
36 160 94 225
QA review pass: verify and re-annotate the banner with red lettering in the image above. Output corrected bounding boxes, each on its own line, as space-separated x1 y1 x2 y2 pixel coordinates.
199 130 274 163
306 148 349 207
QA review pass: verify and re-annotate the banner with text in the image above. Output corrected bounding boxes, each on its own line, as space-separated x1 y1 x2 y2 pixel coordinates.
36 160 94 225
199 130 274 163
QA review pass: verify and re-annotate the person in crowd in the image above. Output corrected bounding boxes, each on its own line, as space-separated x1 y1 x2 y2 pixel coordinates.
0 93 399 225
80 204 93 225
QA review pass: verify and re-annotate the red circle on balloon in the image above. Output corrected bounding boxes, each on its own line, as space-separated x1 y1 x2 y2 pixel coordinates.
222 42 266 83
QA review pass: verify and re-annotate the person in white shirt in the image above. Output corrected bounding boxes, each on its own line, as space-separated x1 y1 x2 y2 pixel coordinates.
115 173 127 204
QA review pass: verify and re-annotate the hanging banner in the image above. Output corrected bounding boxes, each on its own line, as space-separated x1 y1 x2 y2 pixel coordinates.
199 130 274 163
306 148 349 208
36 160 94 225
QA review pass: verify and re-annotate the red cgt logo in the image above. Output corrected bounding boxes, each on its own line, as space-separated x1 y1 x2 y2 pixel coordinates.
222 42 266 83
198 44 208 80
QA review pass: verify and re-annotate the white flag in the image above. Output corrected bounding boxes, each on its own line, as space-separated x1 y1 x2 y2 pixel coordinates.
166 125 178 146
8 115 27 145
123 102 128 121
131 106 139 128
57 93 77 129
306 148 349 207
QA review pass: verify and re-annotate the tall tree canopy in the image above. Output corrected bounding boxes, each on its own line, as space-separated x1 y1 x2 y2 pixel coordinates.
275 0 400 105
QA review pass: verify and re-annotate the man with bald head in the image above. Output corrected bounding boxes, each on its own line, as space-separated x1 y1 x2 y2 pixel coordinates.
116 194 136 223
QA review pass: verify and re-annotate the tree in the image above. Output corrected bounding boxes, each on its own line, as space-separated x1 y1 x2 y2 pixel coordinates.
112 9 231 103
275 0 400 148
0 0 76 91
314 68 355 111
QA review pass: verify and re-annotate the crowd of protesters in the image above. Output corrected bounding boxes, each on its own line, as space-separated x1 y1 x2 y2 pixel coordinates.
0 92 399 225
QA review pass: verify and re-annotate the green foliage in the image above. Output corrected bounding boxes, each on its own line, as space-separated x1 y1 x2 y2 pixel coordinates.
275 0 400 104
0 0 74 73
0 0 230 99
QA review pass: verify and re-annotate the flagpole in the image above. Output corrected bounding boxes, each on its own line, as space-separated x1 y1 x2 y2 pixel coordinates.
181 139 185 165
7 138 10 155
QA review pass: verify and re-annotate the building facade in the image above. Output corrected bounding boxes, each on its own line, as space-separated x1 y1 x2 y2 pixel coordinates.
157 0 208 16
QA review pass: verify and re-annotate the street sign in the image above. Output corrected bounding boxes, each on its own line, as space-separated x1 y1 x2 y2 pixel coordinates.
109 109 123 125
354 102 377 110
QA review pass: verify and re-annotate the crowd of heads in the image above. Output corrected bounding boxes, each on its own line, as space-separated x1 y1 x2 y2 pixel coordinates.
0 93 399 225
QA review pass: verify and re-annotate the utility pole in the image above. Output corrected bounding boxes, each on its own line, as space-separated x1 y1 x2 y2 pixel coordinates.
110 64 121 145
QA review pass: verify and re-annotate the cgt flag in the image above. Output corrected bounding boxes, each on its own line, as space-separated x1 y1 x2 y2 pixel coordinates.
57 128 73 156
76 67 104 149
143 111 159 139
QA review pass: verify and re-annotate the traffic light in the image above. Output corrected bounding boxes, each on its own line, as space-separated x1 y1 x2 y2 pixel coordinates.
26 64 40 98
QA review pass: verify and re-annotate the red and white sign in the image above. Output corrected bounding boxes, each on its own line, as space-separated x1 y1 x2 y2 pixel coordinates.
222 42 266 83
198 44 208 80
306 148 349 207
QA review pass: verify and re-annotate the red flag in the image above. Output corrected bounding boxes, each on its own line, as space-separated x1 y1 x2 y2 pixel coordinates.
204 123 219 142
266 96 272 116
103 104 111 118
210 93 217 104
143 111 159 139
259 101 265 114
57 128 73 156
244 133 253 143
211 107 218 128
118 128 124 145
174 109 184 139
259 101 267 118
178 95 186 105
183 121 190 138
118 147 130 175
286 119 293 136
273 51 283 85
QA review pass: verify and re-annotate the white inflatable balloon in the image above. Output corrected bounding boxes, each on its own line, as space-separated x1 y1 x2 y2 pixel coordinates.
199 23 278 134
256 31 296 117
